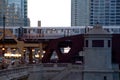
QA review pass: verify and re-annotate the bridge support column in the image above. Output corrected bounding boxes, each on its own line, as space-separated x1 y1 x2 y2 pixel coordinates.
39 43 43 63
28 47 33 64
17 41 25 63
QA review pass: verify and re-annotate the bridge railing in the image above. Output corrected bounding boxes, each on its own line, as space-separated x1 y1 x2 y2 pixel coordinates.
0 63 72 76
0 66 29 79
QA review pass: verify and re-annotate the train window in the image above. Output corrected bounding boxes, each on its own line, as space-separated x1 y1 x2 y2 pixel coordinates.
15 29 18 33
24 29 27 33
38 29 41 33
9 29 13 33
37 29 39 33
33 29 35 32
73 29 79 33
61 29 63 32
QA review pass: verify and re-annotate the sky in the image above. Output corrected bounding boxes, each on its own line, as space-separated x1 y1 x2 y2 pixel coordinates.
28 0 71 27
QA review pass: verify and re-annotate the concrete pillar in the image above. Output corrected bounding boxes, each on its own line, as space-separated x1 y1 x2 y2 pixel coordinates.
28 47 33 64
17 41 24 63
39 43 43 63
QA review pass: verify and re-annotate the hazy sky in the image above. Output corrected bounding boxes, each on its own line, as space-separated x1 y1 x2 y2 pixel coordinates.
28 0 71 27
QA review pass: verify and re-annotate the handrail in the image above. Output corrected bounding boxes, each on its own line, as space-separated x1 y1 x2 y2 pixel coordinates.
0 66 28 77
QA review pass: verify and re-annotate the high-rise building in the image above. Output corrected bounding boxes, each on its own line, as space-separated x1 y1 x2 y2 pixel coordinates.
71 0 90 26
71 0 120 26
0 0 29 27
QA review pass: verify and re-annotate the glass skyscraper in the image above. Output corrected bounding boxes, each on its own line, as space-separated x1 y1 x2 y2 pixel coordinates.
71 0 90 26
71 0 120 26
0 0 29 27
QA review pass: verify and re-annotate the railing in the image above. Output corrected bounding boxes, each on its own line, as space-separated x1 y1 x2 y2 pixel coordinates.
0 63 119 80
0 66 29 80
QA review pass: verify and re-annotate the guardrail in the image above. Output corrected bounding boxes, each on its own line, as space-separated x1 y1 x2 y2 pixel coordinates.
0 66 29 80
0 63 118 80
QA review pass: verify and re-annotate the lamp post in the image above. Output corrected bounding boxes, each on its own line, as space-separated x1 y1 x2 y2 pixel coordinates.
2 15 5 56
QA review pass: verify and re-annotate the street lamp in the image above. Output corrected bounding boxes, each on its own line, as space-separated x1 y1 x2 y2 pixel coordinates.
2 15 5 56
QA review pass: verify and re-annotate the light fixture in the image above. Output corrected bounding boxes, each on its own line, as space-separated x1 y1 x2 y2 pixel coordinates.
32 49 35 52
35 54 39 58
4 48 21 58
2 47 5 51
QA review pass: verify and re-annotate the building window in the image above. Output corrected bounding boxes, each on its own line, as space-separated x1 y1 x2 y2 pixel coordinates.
104 76 107 80
92 40 104 47
108 40 111 47
85 40 88 47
